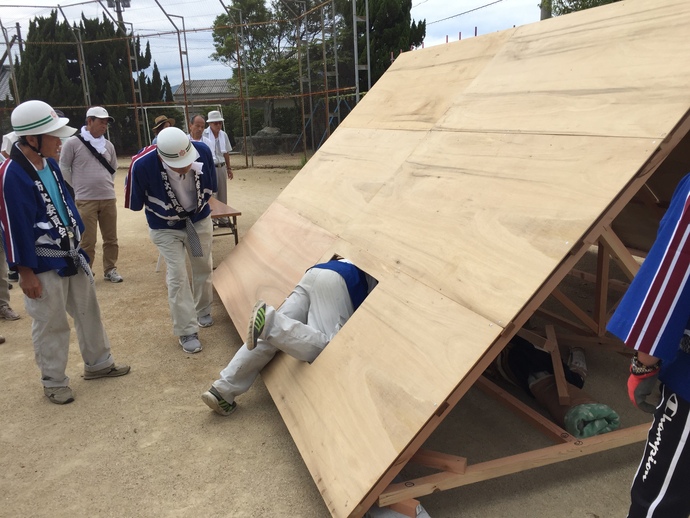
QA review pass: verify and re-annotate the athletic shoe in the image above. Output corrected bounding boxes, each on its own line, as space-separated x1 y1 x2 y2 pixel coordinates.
201 387 236 416
84 364 131 380
198 314 214 328
7 270 18 282
44 386 75 405
567 347 588 379
104 268 124 283
179 333 202 354
0 305 20 320
246 300 266 351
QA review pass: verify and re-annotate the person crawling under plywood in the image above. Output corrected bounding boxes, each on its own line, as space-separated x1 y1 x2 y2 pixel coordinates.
487 335 620 439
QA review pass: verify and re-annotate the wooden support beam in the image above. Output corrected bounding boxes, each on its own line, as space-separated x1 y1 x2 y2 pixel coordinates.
594 242 611 336
378 423 650 506
554 333 626 351
410 449 467 474
600 226 641 280
567 268 629 293
476 376 575 444
551 288 599 335
544 325 571 406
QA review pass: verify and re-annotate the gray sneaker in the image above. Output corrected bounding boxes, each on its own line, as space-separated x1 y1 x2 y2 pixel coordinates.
44 386 75 405
201 387 237 416
179 333 202 354
84 364 131 380
198 314 214 328
104 268 124 283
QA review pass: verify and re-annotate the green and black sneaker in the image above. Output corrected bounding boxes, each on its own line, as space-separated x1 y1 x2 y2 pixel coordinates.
201 387 237 416
246 300 267 351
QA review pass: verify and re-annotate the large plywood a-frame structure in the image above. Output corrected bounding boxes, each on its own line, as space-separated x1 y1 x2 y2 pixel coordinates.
214 0 690 515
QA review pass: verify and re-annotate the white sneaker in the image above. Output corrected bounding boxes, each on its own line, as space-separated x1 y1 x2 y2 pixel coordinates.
104 269 124 283
0 305 20 320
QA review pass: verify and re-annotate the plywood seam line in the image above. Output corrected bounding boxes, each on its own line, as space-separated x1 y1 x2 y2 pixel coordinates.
427 127 674 140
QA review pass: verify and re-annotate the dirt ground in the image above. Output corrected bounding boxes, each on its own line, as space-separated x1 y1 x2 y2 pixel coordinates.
0 153 650 518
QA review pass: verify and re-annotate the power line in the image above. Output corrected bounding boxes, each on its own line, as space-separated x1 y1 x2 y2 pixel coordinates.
427 0 505 25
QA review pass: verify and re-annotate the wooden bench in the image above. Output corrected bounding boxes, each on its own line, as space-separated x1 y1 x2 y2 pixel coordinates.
209 197 242 245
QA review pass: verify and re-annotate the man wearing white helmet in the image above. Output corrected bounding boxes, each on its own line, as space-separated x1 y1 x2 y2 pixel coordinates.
125 127 217 354
60 106 123 283
0 100 130 405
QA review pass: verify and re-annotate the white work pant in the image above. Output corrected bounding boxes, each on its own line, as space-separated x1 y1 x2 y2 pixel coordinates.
150 216 214 337
214 164 228 205
24 270 113 388
213 268 354 403
0 244 10 305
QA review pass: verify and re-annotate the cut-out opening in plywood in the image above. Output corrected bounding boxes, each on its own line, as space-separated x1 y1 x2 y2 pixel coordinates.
213 1 690 516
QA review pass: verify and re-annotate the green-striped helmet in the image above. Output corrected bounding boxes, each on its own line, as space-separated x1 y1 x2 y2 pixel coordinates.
11 100 76 138
157 127 199 168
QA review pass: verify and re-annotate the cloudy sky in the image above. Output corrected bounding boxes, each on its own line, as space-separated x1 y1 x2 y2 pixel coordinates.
0 0 542 85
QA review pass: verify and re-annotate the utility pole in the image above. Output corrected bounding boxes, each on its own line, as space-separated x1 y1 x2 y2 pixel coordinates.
107 0 129 34
540 0 552 20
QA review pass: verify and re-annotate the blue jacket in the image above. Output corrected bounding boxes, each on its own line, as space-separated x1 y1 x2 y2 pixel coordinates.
125 142 216 230
0 146 87 276
310 260 372 311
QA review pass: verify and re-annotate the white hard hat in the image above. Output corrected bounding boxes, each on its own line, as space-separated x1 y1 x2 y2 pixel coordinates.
11 100 76 138
207 110 224 123
156 127 199 168
86 106 114 122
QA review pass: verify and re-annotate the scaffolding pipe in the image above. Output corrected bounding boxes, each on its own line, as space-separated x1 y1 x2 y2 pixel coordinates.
58 6 91 106
0 20 19 103
153 0 190 121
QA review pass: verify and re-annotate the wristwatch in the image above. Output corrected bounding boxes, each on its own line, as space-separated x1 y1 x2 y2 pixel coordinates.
631 352 661 375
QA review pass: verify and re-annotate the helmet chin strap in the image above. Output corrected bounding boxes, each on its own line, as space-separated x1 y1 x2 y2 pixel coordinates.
26 135 44 157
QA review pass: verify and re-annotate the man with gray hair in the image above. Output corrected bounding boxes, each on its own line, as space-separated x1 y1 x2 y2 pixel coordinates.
188 114 213 151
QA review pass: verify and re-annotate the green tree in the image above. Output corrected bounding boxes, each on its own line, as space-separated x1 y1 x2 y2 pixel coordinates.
14 10 170 153
211 0 424 138
359 0 424 85
211 0 300 128
550 0 622 16
334 0 425 91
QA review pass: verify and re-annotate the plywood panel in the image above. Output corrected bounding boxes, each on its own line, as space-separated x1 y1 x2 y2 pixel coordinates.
340 29 514 132
438 0 690 138
277 128 424 235
213 0 690 516
341 131 658 325
263 267 504 517
214 202 337 325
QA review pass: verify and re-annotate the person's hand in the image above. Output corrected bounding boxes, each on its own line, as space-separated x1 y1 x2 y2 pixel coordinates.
628 366 659 413
18 267 42 299
227 167 233 180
